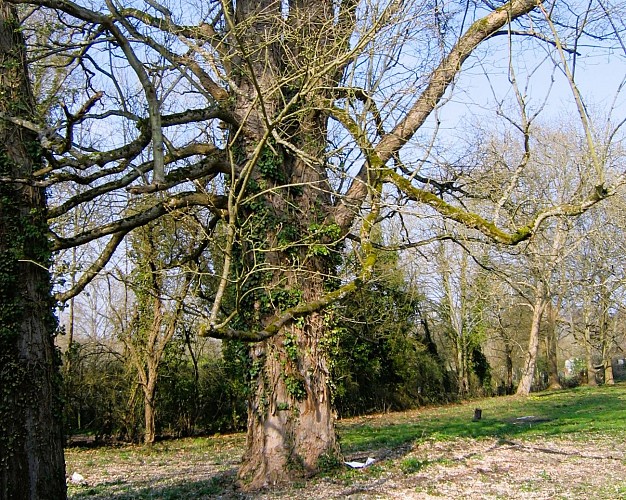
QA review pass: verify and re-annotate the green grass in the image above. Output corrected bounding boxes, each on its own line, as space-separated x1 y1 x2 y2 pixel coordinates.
66 383 626 498
66 434 244 499
337 382 626 454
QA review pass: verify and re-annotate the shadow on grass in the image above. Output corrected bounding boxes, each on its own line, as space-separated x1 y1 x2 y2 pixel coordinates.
68 384 626 497
338 383 626 456
68 469 242 499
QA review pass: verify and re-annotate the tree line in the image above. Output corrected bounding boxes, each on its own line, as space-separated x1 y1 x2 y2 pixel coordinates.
61 196 626 443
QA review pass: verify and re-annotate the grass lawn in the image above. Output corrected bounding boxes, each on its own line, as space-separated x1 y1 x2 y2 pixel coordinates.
338 382 626 453
66 382 626 499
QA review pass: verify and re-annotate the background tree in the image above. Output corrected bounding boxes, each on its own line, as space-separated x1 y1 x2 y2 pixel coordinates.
453 114 617 394
119 213 194 445
329 231 449 416
562 197 626 386
430 240 492 397
514 222 568 395
544 297 563 390
486 284 531 394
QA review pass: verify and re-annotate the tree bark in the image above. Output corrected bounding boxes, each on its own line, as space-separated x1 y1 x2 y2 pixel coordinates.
239 312 338 488
545 300 562 390
599 285 614 385
516 282 547 396
143 375 157 445
0 2 66 498
229 2 343 488
235 143 340 488
583 325 597 386
504 340 514 395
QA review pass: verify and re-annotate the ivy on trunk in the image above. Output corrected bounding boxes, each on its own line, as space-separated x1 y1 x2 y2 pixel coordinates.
0 2 66 497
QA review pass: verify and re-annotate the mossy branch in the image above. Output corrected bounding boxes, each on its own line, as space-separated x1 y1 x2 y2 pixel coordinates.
332 0 542 231
386 170 622 245
200 278 362 341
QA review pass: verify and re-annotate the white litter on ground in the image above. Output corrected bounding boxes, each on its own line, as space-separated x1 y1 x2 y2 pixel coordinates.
70 472 86 484
344 457 376 469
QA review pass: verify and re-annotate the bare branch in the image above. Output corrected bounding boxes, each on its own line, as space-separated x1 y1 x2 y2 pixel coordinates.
105 0 164 185
51 192 227 250
333 0 542 230
54 229 128 303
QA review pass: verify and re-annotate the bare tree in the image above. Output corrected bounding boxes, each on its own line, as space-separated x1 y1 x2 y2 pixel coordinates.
506 218 570 395
118 213 197 444
432 240 490 396
563 195 626 386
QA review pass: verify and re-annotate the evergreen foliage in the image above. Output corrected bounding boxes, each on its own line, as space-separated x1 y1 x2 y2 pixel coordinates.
329 244 451 417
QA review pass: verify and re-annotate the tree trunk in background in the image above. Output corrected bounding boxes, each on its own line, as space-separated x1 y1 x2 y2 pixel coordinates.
143 375 157 445
583 325 597 386
505 342 514 395
0 3 66 498
516 282 547 396
142 293 160 446
604 362 615 385
599 286 614 385
545 301 562 390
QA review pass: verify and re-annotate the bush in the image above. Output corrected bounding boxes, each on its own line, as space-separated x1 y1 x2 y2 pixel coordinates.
63 337 248 442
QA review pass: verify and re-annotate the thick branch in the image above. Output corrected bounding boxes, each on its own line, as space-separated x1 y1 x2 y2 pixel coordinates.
201 277 362 341
126 153 229 195
51 191 227 250
48 149 227 218
37 107 229 176
54 230 128 303
387 170 622 245
333 0 542 229
377 0 540 159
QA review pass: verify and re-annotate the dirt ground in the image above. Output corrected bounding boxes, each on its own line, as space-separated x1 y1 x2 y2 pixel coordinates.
67 433 626 499
315 435 626 499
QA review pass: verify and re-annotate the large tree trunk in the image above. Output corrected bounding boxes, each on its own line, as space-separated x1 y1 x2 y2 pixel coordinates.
516 282 547 396
0 3 66 498
236 144 339 488
227 0 545 489
230 1 343 489
239 312 338 488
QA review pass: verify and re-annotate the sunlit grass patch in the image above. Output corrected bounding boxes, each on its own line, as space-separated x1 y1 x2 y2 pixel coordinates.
65 383 626 498
338 382 626 455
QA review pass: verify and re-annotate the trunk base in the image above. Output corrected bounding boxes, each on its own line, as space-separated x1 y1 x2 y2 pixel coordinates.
238 323 340 491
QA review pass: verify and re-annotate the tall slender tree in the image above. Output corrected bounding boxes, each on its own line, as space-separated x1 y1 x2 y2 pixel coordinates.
120 213 195 444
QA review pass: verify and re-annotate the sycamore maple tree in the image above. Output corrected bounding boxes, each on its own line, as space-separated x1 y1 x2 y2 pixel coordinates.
1 0 625 495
